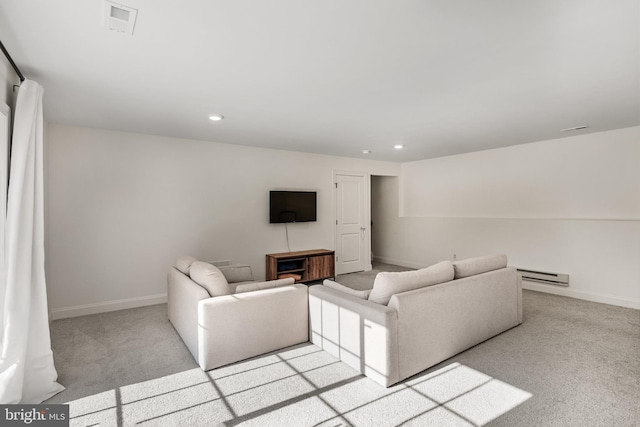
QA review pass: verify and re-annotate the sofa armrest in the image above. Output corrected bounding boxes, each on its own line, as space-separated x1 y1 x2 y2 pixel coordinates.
167 267 210 362
234 277 295 294
197 284 309 370
308 285 400 387
388 266 521 381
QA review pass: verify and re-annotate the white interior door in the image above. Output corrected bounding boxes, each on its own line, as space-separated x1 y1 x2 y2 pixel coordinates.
335 172 367 275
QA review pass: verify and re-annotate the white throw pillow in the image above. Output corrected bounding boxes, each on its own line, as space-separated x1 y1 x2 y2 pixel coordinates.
234 278 295 294
452 254 508 279
368 261 454 305
174 255 198 275
189 261 231 297
322 280 371 300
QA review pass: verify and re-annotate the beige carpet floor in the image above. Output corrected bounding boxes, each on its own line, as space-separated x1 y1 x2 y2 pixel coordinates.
45 265 640 426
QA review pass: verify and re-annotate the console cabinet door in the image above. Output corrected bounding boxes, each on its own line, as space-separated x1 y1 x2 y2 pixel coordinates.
307 254 334 281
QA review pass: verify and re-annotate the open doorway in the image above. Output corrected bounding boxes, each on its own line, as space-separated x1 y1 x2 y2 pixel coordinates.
371 175 400 267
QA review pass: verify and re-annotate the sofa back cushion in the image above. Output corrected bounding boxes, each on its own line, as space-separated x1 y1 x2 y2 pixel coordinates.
452 254 508 279
175 255 198 275
368 261 454 305
218 264 254 283
189 261 231 297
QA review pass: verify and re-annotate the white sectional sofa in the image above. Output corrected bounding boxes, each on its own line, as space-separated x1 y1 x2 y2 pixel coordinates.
308 254 522 387
168 256 309 370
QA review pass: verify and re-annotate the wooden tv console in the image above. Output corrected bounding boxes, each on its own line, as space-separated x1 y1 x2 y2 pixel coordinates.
266 249 335 283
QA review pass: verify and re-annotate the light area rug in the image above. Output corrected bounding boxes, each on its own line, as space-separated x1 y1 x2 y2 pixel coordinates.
66 343 530 427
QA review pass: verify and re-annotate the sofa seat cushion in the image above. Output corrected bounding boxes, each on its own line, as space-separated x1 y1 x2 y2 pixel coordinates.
189 261 231 297
175 255 198 275
234 278 295 294
322 279 371 300
452 254 508 279
369 261 454 305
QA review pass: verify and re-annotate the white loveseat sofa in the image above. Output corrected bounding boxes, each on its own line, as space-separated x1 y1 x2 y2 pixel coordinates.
168 256 309 370
308 254 522 387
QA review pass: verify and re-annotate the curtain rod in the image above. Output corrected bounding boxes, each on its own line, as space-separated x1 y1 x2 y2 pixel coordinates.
0 39 25 82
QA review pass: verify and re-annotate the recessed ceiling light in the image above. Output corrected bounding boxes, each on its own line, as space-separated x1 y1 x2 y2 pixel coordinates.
362 149 371 154
209 114 224 121
560 125 588 132
394 144 404 149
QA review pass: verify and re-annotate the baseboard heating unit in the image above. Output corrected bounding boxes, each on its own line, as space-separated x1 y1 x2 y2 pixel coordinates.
517 268 570 287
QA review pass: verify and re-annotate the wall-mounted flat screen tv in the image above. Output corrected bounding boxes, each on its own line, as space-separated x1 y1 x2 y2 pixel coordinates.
269 191 317 223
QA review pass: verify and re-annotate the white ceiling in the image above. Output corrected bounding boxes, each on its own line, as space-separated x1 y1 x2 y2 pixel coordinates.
1 0 638 162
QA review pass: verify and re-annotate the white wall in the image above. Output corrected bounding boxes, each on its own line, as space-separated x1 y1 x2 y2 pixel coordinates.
401 127 640 219
47 124 399 318
374 127 640 309
47 124 640 316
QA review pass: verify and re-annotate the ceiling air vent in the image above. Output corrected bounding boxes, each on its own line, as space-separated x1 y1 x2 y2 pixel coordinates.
103 1 138 35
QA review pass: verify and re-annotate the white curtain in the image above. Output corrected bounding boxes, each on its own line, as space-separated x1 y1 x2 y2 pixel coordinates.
0 80 64 403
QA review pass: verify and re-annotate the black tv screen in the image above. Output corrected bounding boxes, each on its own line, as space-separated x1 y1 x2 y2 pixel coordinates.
270 191 317 223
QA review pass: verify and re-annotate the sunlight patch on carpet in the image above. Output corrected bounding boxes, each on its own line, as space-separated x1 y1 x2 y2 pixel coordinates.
64 345 531 426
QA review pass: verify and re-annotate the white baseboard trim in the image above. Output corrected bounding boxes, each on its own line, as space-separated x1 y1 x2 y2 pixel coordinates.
372 255 426 270
522 281 640 310
50 293 168 320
